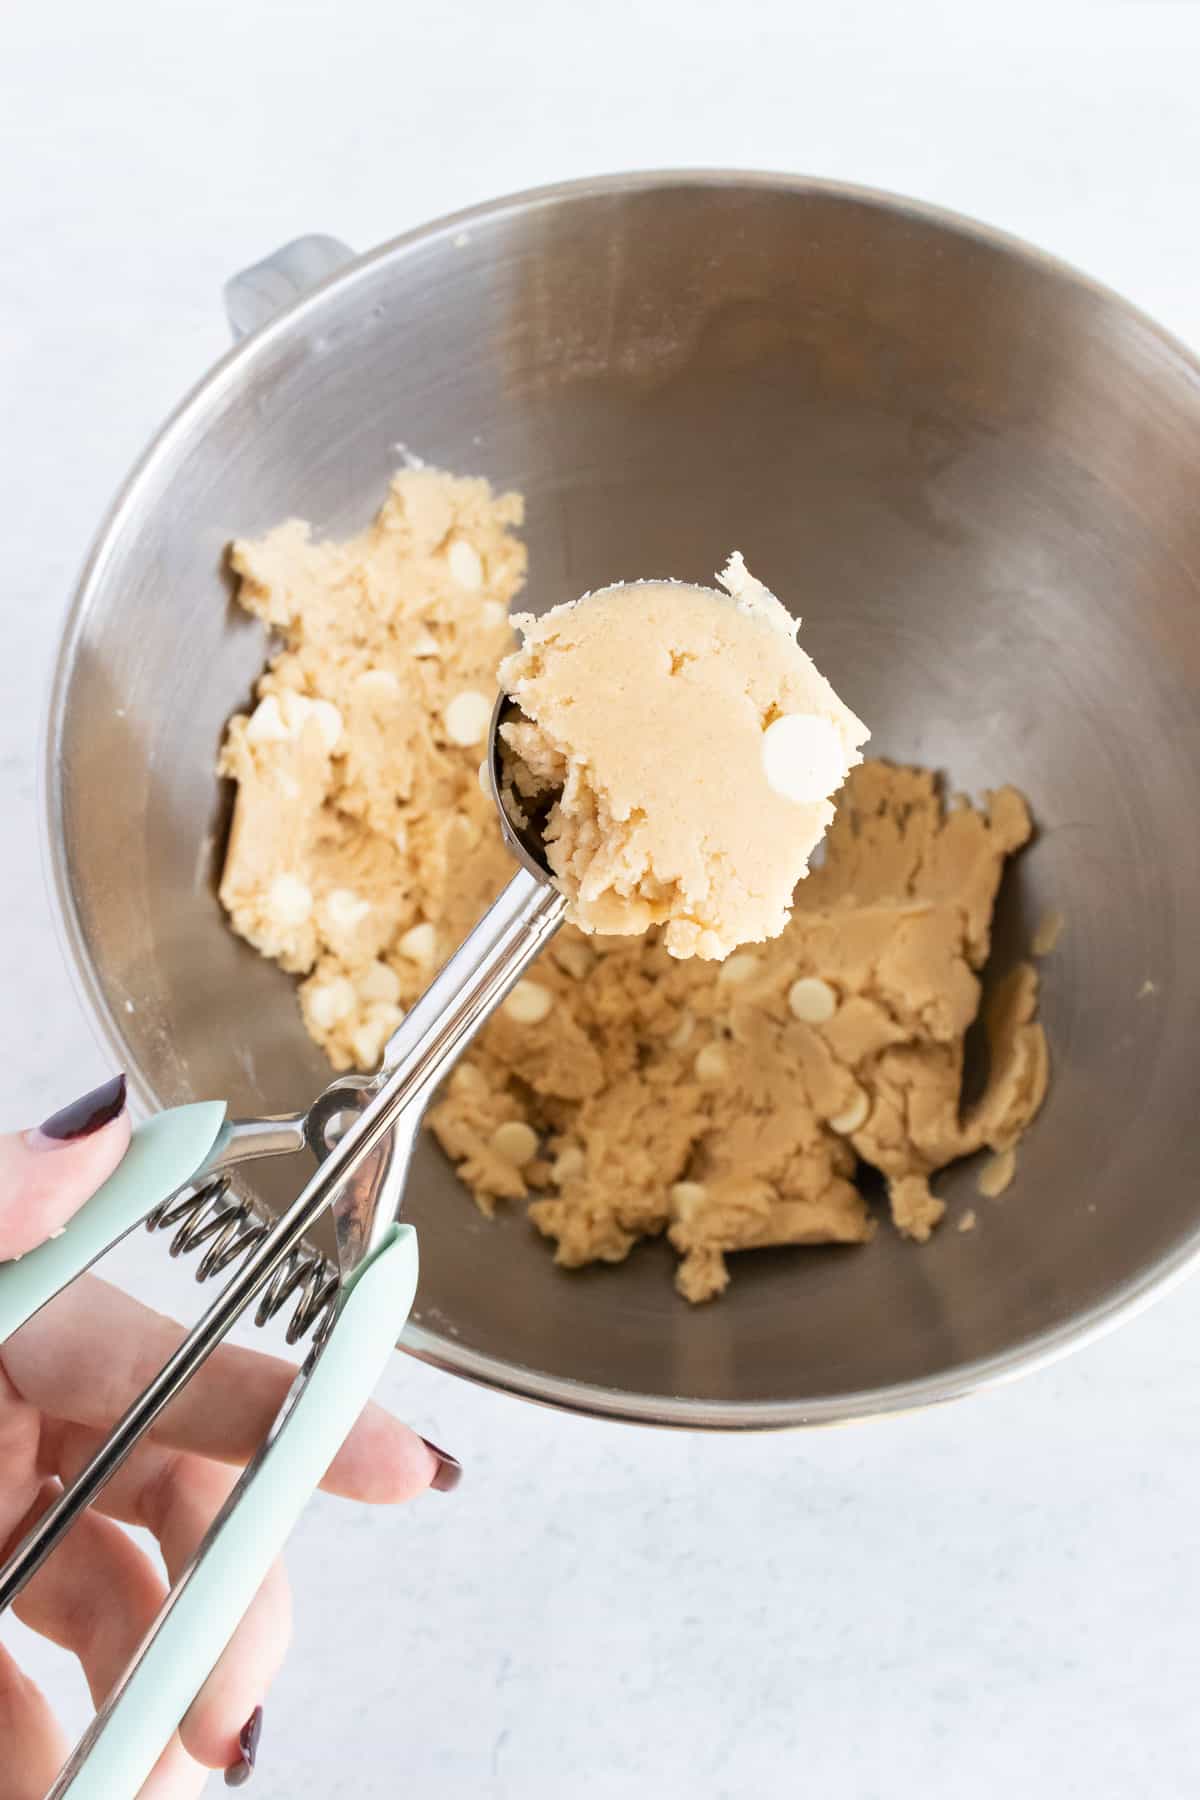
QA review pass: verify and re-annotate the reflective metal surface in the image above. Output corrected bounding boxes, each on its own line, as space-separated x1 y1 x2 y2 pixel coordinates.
489 692 558 881
47 173 1200 1427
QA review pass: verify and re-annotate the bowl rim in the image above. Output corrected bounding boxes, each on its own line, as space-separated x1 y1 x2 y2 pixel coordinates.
44 166 1200 1431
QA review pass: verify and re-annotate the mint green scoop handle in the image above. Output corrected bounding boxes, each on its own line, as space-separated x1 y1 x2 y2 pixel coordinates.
53 1222 419 1799
0 1103 228 1342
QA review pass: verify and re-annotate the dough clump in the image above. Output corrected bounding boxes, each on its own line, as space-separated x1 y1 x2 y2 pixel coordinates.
218 468 525 1071
498 559 869 959
218 471 1049 1301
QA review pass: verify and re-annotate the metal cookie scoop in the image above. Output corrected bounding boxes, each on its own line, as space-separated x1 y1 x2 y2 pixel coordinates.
0 696 564 1798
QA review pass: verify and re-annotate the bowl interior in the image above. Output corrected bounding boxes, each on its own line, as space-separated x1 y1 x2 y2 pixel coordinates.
53 177 1200 1424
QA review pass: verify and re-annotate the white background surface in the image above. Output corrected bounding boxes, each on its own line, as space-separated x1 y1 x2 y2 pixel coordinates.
4 2 1200 1795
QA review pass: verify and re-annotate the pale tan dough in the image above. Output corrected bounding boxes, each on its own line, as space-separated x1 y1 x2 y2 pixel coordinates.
218 470 1050 1302
438 762 1049 1302
218 468 524 1070
498 559 868 959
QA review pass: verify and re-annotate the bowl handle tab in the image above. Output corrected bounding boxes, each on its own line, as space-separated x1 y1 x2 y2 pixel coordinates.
223 235 356 341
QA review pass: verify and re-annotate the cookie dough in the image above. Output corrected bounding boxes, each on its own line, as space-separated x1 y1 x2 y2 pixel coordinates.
218 470 1049 1303
498 559 868 959
218 467 525 1070
434 760 1048 1300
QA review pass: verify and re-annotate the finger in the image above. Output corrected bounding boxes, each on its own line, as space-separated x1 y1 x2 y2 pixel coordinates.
12 1482 167 1712
0 1632 205 1800
135 1733 211 1800
0 1638 65 1800
9 1481 215 1798
0 1075 130 1259
0 1358 43 1560
10 1481 212 1791
51 1425 290 1771
7 1275 440 1501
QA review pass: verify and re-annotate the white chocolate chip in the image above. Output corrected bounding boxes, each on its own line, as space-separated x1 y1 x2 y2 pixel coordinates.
358 959 402 1004
260 690 343 752
245 694 289 744
670 1180 707 1220
667 1011 695 1050
369 1001 405 1034
503 979 554 1025
717 951 761 987
393 823 409 855
399 922 437 965
446 539 484 589
355 667 401 698
276 692 312 735
477 759 492 797
351 1003 404 1070
694 1043 729 1083
480 600 507 629
450 1062 487 1096
829 1087 870 1135
444 690 493 747
306 976 357 1030
552 1144 585 1182
308 699 344 752
762 713 848 805
411 630 440 658
323 888 371 930
490 1120 539 1166
265 874 313 927
788 976 838 1023
351 1028 383 1069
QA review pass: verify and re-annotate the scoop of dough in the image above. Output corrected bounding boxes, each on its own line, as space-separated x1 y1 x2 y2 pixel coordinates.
498 555 869 959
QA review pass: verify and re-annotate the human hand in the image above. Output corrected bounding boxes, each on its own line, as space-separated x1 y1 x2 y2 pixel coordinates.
0 1075 460 1797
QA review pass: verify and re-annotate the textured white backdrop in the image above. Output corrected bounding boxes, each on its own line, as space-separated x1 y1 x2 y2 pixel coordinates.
4 2 1200 1795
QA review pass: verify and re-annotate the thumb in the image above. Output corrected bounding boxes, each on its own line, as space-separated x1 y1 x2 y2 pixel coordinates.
0 1075 131 1261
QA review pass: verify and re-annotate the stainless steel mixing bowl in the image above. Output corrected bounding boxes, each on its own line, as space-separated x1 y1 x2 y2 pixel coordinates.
48 173 1200 1428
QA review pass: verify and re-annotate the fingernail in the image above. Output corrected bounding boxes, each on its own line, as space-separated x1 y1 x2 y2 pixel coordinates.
33 1074 127 1144
420 1436 463 1493
224 1705 263 1787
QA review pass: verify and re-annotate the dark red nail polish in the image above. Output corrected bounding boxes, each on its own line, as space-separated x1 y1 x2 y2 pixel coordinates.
420 1437 463 1493
224 1705 263 1787
36 1074 127 1142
